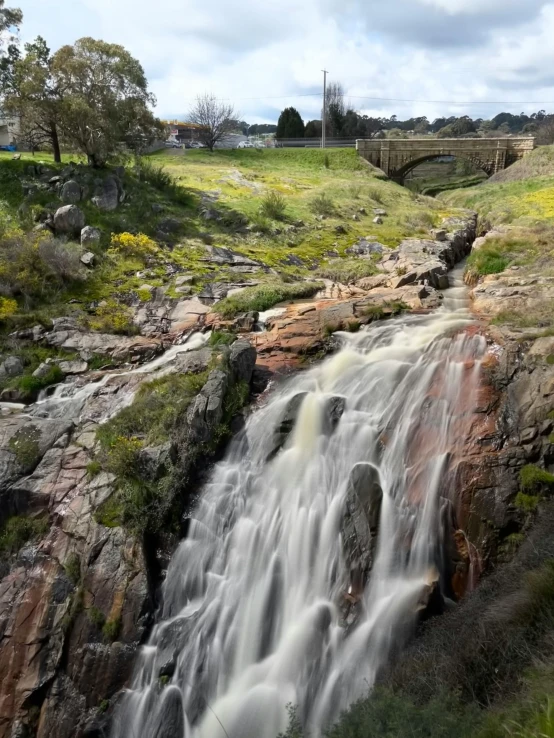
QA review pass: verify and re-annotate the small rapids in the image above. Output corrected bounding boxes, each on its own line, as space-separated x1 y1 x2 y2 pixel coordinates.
111 266 486 738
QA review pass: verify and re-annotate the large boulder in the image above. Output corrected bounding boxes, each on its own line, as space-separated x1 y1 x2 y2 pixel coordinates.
229 339 257 384
267 392 308 459
54 205 85 236
92 176 119 211
186 370 228 444
60 179 82 204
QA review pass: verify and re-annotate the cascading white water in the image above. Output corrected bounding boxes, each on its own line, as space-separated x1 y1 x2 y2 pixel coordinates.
111 266 486 738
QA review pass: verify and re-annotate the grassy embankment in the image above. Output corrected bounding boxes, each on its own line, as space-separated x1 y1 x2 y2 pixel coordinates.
442 145 554 332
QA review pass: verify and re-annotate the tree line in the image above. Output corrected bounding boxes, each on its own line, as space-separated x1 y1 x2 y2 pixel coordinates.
276 82 554 142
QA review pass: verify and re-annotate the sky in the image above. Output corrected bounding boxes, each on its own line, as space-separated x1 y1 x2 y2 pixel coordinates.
14 0 554 125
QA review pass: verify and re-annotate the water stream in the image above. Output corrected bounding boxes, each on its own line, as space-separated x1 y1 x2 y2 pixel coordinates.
111 265 486 738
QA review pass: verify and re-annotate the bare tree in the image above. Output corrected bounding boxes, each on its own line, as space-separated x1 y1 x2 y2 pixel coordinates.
187 93 237 151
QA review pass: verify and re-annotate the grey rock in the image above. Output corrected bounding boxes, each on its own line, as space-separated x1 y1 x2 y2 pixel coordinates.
58 360 88 375
431 229 448 242
352 214 360 222
347 239 386 257
335 225 348 235
229 339 256 384
0 356 24 378
158 217 181 234
359 207 367 215
92 176 119 211
81 226 101 248
151 203 164 213
282 254 303 267
175 275 195 286
187 370 228 444
32 362 53 379
174 347 212 375
323 396 346 434
373 209 387 217
60 180 82 204
373 216 383 225
80 251 95 267
138 442 172 482
54 205 85 235
203 246 261 268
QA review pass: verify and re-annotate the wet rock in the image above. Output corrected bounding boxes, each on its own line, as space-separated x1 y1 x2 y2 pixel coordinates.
80 251 95 267
268 392 308 459
61 179 82 204
323 396 346 434
149 686 185 738
229 339 257 384
81 226 101 248
233 311 259 332
54 205 86 235
0 356 24 379
92 176 119 211
341 462 383 591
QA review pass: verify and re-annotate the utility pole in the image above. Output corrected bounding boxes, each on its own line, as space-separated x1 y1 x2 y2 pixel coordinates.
321 69 328 149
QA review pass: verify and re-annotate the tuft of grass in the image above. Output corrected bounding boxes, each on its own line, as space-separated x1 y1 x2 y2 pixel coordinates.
87 460 102 478
466 244 510 278
520 465 554 493
0 515 48 558
317 258 380 284
209 330 236 347
102 616 122 641
64 553 81 586
515 492 541 513
309 192 336 217
88 606 106 629
260 191 287 220
213 281 323 319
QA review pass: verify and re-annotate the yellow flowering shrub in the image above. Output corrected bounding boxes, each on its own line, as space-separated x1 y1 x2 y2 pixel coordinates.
87 299 136 335
108 232 158 260
0 296 17 320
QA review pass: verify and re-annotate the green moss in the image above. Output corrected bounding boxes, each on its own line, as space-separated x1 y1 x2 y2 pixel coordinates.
98 700 110 715
102 616 121 641
0 514 48 557
159 675 170 687
547 355 554 365
214 281 323 319
209 330 236 347
8 425 41 468
520 464 554 493
88 606 106 629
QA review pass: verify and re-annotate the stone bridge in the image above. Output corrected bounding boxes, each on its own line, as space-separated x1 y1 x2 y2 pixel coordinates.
356 137 535 182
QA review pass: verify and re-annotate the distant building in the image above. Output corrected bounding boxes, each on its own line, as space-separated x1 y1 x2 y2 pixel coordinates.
0 116 19 147
163 121 207 143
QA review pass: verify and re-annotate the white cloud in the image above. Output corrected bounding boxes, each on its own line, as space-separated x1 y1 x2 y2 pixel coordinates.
14 0 554 124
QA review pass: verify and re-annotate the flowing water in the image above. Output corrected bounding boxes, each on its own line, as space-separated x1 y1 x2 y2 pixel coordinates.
111 266 486 738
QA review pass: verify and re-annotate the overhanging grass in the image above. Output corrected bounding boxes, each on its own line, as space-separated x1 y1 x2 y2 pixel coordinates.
317 258 381 284
213 281 323 319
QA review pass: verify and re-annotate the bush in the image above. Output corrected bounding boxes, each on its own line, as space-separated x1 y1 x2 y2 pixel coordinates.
213 281 323 319
260 191 287 220
0 515 48 558
85 299 137 335
209 331 236 347
309 192 336 217
0 296 17 320
108 232 158 261
102 616 121 641
64 553 81 585
37 238 85 281
515 492 540 513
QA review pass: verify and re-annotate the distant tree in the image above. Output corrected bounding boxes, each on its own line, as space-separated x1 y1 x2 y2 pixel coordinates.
535 115 554 145
325 82 345 136
276 107 304 138
0 0 21 53
188 93 237 152
437 124 455 138
386 128 409 139
414 117 429 134
304 119 322 138
249 123 277 135
5 36 64 161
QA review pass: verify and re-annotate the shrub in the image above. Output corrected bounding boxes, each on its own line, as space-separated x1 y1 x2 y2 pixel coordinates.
64 553 81 585
209 331 236 347
324 154 330 169
108 232 158 261
85 299 137 335
8 425 42 468
0 515 48 558
0 296 17 320
86 460 102 478
515 492 540 513
105 436 144 479
135 159 173 190
214 281 323 319
37 238 85 282
309 192 336 217
260 191 287 220
136 288 152 302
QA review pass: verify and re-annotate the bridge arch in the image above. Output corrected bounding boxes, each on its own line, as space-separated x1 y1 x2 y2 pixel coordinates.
356 137 535 181
392 153 492 184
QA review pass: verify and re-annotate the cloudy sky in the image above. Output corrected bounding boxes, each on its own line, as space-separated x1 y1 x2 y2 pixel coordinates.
14 0 554 124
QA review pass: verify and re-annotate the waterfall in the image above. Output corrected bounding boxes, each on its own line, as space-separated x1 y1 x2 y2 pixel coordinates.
111 265 486 738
